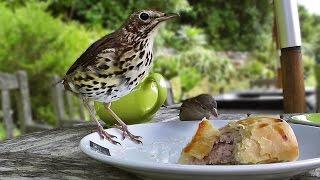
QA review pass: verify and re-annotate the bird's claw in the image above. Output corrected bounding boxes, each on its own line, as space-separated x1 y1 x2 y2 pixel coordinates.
114 124 143 144
97 126 120 145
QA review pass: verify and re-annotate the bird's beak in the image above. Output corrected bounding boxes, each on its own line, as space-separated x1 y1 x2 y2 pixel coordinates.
157 13 179 22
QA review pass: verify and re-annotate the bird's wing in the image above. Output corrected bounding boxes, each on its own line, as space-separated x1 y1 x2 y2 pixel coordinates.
65 31 121 76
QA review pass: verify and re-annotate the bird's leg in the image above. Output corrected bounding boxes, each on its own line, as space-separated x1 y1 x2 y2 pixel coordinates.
103 102 142 144
82 98 120 145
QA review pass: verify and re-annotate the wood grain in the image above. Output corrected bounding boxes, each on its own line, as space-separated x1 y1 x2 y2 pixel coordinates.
52 75 67 125
280 47 306 113
1 90 13 139
66 92 76 120
0 72 18 90
17 71 33 131
0 70 52 138
52 75 88 124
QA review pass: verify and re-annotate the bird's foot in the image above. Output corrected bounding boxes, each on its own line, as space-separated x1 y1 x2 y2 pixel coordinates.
97 125 120 145
114 124 142 144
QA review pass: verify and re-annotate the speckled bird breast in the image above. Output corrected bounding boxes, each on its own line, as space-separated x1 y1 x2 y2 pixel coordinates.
68 38 154 103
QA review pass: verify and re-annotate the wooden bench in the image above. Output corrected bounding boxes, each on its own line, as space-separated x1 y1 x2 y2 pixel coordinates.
51 75 87 127
0 71 51 139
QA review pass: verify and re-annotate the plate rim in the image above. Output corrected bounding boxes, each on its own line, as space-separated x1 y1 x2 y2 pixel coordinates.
79 120 320 175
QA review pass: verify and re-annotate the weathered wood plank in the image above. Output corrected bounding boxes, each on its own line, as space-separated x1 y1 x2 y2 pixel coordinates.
0 122 140 179
1 90 14 139
16 71 33 129
25 123 52 133
52 75 67 126
0 72 18 90
78 102 86 121
52 75 86 123
0 152 140 180
66 92 76 120
0 123 95 157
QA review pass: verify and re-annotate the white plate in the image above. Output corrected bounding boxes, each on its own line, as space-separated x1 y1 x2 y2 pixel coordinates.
80 120 320 180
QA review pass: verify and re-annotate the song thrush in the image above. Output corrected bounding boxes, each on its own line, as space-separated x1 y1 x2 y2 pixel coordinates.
61 10 178 144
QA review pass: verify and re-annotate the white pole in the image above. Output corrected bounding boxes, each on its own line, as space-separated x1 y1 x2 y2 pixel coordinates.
274 0 302 48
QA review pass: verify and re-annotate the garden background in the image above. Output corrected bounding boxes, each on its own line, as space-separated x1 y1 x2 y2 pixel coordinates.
0 0 319 139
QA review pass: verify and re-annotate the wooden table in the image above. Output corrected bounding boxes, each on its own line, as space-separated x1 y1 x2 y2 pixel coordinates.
0 105 319 179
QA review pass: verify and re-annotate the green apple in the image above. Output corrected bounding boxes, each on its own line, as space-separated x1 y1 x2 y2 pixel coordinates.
95 73 168 125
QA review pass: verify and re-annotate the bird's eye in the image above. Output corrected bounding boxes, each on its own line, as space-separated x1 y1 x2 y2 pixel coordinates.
139 12 149 21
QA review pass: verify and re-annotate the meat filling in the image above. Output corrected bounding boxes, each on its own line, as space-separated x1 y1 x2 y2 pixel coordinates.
188 126 241 165
205 130 239 164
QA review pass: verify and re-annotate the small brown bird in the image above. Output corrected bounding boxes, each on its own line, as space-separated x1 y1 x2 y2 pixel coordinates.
179 94 218 121
61 10 178 144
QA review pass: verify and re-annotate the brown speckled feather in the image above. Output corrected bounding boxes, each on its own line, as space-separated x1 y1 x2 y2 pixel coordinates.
60 9 178 144
66 31 122 75
62 10 177 103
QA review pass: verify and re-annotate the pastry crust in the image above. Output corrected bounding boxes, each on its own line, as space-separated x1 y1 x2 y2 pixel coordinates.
234 117 299 164
178 118 220 164
178 117 299 165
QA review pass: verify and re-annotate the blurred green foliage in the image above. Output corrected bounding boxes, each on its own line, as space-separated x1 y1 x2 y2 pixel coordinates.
0 122 21 139
0 2 104 124
299 6 320 44
298 6 320 64
154 46 235 99
182 0 273 51
46 0 190 28
46 0 273 51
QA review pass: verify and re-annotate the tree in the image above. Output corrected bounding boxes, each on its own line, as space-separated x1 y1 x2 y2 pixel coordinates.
47 0 190 28
45 0 273 51
0 2 103 124
181 0 273 51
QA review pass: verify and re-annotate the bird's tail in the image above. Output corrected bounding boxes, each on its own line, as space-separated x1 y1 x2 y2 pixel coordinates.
51 78 64 87
51 74 77 94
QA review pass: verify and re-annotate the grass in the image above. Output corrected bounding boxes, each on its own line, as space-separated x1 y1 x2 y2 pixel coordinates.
0 122 21 141
0 122 5 140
